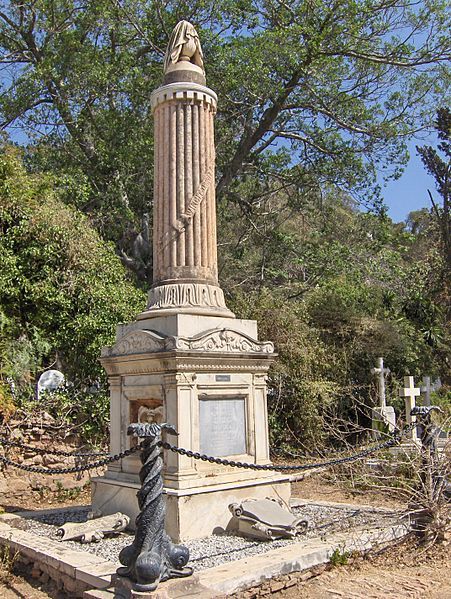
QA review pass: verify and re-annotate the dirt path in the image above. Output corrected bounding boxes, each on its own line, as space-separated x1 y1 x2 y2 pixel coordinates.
275 538 450 599
0 569 65 599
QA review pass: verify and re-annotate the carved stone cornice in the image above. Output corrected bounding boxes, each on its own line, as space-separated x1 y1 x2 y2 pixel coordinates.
148 283 230 312
150 82 217 111
102 328 275 359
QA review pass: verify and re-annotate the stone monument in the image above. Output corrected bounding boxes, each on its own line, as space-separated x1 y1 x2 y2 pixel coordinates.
91 21 291 542
370 357 396 433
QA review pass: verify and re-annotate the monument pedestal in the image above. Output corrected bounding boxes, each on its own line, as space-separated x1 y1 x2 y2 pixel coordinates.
91 312 291 541
92 472 290 542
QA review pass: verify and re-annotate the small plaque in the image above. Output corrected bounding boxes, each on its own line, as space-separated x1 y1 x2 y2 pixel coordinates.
199 397 246 457
215 375 231 382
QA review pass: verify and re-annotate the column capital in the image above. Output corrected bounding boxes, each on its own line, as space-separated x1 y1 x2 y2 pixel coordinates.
151 82 217 112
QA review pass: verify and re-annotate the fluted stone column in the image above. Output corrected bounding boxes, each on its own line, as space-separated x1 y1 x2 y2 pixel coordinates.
146 57 233 317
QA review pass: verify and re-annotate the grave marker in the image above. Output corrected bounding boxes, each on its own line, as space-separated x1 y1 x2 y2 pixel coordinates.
420 376 441 407
398 376 421 441
37 369 65 400
371 357 396 433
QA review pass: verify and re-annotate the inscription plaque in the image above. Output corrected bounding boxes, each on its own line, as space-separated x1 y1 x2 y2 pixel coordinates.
199 397 246 456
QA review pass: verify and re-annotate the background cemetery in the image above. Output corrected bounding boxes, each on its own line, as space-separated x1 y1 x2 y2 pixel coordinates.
0 1 450 598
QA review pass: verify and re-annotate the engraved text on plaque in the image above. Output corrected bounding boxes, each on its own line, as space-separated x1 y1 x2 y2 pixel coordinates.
199 397 246 456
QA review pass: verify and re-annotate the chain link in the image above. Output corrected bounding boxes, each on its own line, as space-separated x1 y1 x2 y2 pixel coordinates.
0 424 415 476
0 443 143 475
159 424 415 472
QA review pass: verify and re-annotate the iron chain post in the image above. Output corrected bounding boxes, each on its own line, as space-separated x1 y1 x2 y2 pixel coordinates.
115 423 193 593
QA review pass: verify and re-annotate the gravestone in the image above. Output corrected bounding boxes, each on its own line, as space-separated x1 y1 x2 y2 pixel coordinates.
91 21 290 542
420 376 441 407
37 369 65 400
371 357 396 433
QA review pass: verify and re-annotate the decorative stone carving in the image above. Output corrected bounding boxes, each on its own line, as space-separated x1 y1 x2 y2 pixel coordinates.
57 512 129 543
138 405 165 425
150 83 217 111
103 328 273 357
173 329 274 354
102 330 167 357
163 21 204 73
150 21 225 309
148 283 228 310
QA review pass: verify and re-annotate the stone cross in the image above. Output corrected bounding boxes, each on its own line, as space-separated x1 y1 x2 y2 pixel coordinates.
420 376 441 407
371 358 396 433
371 357 390 409
420 376 432 407
398 376 421 440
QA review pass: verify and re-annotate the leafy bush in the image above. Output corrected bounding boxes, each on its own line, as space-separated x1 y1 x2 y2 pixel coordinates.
0 146 145 405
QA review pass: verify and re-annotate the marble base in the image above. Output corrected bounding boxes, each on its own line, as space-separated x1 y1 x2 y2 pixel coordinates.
91 474 291 542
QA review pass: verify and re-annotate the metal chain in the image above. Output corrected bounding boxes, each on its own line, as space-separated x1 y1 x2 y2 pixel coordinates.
159 424 415 472
0 443 143 475
0 424 415 476
0 436 110 457
270 427 403 461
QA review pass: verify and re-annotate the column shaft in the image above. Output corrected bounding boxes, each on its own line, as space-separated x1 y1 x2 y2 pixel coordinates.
148 83 231 315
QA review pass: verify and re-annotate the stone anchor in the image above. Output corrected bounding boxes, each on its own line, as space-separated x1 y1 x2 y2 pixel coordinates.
115 423 193 593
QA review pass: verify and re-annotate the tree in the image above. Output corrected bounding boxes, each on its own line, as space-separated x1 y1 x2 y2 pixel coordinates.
0 1 449 281
417 107 451 286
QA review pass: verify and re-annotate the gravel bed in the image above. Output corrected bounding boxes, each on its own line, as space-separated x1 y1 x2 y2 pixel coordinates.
17 503 403 571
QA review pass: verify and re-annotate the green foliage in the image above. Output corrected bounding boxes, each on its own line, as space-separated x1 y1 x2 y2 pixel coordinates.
0 147 146 402
33 385 111 446
225 193 449 447
417 107 451 307
330 546 350 567
0 381 14 421
0 5 448 446
0 1 448 279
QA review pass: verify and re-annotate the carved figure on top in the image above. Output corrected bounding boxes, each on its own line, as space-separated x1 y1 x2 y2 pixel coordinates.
163 21 204 73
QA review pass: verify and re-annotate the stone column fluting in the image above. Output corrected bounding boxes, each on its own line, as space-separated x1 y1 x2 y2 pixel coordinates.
146 36 232 317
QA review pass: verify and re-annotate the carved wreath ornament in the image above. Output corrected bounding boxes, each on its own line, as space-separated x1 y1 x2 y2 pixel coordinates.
102 329 274 357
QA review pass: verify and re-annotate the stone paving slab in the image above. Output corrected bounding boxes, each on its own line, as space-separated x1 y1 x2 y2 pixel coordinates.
196 523 409 596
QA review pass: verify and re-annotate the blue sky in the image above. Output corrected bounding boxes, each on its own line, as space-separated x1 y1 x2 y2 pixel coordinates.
381 138 435 223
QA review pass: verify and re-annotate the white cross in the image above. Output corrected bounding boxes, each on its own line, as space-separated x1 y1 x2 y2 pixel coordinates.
398 376 421 439
371 357 390 409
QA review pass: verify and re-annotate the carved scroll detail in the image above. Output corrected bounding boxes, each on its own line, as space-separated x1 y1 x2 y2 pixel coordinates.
173 329 274 354
102 330 167 357
102 328 274 358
